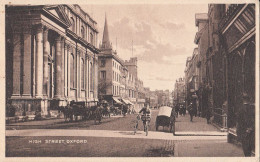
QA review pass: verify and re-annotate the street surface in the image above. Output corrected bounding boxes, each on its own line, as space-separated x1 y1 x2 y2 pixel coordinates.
6 109 244 157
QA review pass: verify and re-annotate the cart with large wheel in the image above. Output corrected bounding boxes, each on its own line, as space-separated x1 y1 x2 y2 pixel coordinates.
155 106 175 135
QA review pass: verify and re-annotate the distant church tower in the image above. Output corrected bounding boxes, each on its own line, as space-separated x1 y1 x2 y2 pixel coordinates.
100 14 112 50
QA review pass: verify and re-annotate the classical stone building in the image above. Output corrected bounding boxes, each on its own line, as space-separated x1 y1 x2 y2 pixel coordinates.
6 5 99 117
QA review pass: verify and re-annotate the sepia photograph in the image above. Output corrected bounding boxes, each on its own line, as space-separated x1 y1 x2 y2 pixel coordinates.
3 0 259 161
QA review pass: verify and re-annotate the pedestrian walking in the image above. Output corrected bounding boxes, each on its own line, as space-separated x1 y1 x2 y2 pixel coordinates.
179 104 183 116
206 107 211 124
175 104 179 118
187 102 194 122
183 104 186 116
237 93 255 156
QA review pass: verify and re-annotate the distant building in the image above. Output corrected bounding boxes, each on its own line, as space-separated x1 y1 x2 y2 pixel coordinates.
194 13 209 117
173 78 185 106
98 15 126 106
98 15 147 111
184 47 200 111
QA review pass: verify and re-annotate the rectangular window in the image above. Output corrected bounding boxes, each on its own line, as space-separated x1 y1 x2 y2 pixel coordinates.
100 71 106 80
90 62 93 91
101 60 106 67
113 71 114 81
81 59 84 89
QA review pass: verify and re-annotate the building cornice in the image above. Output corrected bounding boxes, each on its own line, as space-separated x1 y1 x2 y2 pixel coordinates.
65 5 99 33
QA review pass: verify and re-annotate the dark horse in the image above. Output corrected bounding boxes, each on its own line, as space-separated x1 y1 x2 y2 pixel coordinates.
90 105 102 124
61 105 73 122
102 106 111 118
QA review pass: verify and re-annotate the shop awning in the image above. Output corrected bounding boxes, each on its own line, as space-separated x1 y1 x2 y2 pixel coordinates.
122 99 134 105
127 100 134 105
113 97 123 105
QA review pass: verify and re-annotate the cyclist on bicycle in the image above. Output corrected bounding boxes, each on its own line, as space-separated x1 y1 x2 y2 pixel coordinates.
139 104 151 132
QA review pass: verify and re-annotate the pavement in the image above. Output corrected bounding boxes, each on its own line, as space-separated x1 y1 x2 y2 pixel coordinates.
6 129 227 141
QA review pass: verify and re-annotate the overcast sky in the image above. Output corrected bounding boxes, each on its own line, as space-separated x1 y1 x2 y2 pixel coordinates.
82 4 208 91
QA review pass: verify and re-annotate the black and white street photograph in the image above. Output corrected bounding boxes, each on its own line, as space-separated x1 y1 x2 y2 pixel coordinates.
3 1 259 161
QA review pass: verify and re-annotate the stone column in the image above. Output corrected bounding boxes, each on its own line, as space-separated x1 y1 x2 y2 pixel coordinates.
64 44 68 97
87 56 89 98
61 37 65 98
43 27 49 96
67 45 71 97
77 50 80 99
54 36 62 98
35 26 43 97
12 28 21 97
85 55 88 99
22 27 32 97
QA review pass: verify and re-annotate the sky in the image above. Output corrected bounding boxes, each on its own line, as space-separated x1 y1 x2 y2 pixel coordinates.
82 4 208 91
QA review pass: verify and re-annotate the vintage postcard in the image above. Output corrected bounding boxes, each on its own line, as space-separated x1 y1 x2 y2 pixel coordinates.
1 0 259 161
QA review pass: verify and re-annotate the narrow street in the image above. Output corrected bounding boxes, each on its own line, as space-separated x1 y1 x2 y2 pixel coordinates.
6 110 243 157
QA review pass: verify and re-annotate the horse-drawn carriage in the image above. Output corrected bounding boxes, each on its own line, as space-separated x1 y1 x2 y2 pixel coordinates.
155 106 175 135
61 101 103 124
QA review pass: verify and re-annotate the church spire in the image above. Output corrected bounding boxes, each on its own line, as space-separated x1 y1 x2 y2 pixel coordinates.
101 13 111 49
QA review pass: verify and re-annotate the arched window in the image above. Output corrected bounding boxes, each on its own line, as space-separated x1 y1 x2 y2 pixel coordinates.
81 58 84 89
70 54 74 88
70 17 75 32
81 26 85 38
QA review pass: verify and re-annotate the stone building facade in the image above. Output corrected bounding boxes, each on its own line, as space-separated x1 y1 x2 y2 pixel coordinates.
188 4 255 148
217 4 255 145
98 15 126 106
6 5 99 117
173 78 185 106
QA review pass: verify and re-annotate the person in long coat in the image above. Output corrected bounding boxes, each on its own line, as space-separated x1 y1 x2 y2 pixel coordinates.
187 102 195 122
237 93 255 156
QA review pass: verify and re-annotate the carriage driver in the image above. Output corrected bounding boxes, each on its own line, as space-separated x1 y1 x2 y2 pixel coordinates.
139 103 151 131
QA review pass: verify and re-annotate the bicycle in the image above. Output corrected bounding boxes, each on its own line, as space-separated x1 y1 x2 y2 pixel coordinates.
141 114 151 136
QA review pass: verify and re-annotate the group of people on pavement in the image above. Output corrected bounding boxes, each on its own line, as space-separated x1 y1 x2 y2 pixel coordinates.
174 103 186 117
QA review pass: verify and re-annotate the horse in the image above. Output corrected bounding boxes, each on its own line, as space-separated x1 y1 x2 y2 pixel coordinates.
102 106 111 118
62 105 73 122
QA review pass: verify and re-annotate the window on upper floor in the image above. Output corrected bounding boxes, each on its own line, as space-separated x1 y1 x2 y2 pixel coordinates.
100 71 106 80
90 62 93 91
90 33 94 45
81 58 84 89
70 17 75 33
81 26 85 38
70 53 75 88
101 60 106 67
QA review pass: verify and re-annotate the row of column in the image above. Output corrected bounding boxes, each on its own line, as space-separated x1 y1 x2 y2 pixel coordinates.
64 43 96 100
12 25 63 99
11 24 98 102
